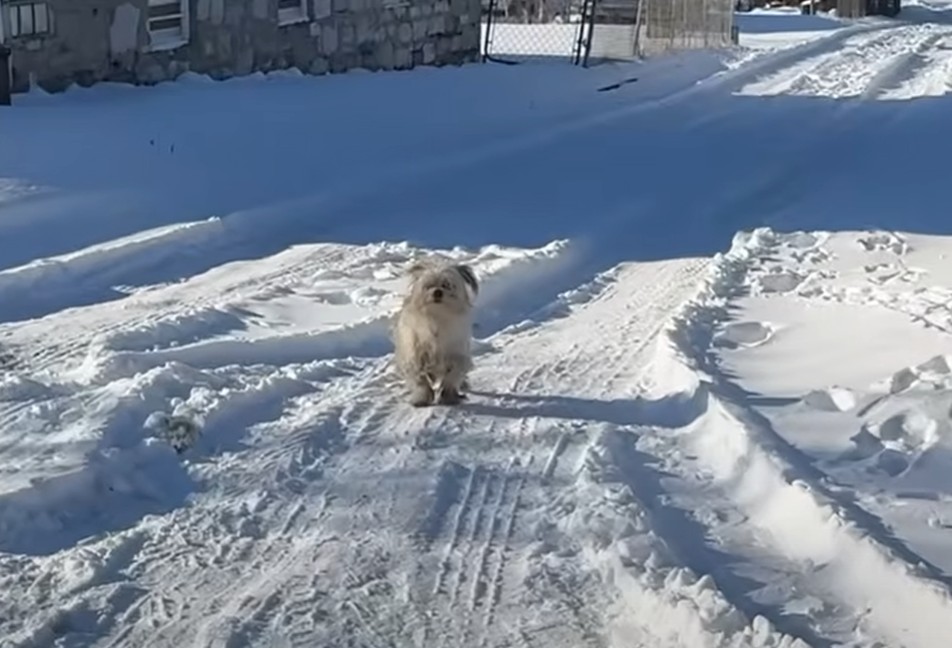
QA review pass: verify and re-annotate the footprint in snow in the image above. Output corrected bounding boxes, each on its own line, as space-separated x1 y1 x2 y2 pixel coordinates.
753 270 805 295
802 386 857 412
858 232 908 256
839 409 942 477
713 321 775 350
916 354 952 378
0 350 16 370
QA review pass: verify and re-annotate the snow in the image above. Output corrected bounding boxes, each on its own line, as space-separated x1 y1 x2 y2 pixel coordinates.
3 6 952 647
734 7 849 51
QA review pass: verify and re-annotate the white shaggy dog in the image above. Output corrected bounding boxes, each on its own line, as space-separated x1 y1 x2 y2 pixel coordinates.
391 259 479 407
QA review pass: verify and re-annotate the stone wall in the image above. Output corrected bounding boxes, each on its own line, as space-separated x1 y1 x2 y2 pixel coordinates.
2 0 482 93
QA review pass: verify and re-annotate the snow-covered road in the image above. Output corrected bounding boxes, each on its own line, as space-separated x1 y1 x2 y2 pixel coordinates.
3 5 952 647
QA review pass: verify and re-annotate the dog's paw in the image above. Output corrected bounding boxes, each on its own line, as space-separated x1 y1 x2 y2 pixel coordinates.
409 385 435 407
438 388 463 406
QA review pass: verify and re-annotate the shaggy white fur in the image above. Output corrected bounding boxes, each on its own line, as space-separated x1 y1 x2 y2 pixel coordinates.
391 259 479 406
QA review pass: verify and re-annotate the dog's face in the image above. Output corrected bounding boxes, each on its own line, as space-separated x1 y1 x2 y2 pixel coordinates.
405 261 479 316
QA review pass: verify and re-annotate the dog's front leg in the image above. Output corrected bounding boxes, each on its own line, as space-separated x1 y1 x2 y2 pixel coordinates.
436 357 469 405
409 376 436 407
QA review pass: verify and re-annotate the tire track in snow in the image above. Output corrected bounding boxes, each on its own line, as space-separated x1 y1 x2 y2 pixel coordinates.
448 467 494 608
481 261 814 646
432 464 480 598
429 263 712 644
738 23 951 98
118 258 690 648
278 572 331 648
468 458 516 612
459 456 530 645
480 460 530 646
862 29 952 98
877 32 952 99
72 239 604 648
29 254 781 648
416 457 533 646
307 257 804 648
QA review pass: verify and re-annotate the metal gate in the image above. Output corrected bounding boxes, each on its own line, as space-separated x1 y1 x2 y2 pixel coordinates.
481 0 736 66
481 0 597 65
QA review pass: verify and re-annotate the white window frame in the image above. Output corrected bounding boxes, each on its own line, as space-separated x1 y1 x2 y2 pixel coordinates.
6 2 54 39
146 0 190 52
277 0 308 26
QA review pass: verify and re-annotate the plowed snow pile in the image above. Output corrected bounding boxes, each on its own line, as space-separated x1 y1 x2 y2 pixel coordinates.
648 227 952 647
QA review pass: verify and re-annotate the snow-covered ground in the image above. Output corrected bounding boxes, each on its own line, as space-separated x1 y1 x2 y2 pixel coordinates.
3 3 952 647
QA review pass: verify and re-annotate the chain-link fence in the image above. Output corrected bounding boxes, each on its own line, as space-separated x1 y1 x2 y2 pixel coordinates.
481 0 736 65
481 0 591 64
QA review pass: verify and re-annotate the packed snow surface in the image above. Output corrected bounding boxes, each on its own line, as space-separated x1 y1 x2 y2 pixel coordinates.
2 4 952 647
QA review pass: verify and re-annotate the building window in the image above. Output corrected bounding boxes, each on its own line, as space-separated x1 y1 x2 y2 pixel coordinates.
147 0 189 50
7 2 53 38
277 0 308 25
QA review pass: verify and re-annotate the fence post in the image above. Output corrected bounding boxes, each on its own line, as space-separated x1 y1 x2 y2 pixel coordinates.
702 0 709 48
0 44 11 107
581 0 596 67
481 0 495 61
632 0 644 57
680 0 687 49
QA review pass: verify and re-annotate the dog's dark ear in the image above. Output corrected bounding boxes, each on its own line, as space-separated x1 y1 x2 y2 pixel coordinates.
454 264 479 295
406 260 429 280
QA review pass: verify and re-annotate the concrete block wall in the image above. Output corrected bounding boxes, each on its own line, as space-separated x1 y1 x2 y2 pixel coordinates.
1 0 483 93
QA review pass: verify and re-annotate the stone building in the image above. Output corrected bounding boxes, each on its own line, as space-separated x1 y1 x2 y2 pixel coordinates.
0 0 483 93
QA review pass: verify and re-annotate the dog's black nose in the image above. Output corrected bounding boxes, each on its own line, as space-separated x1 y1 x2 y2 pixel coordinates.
433 289 443 301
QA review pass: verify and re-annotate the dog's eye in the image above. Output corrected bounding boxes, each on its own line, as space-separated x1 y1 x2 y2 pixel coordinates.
441 280 451 290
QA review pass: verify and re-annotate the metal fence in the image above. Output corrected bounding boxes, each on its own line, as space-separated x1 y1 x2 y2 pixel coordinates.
481 0 736 65
636 0 736 56
481 0 592 64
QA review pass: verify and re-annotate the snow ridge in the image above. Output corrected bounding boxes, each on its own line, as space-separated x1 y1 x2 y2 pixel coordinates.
650 227 952 648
